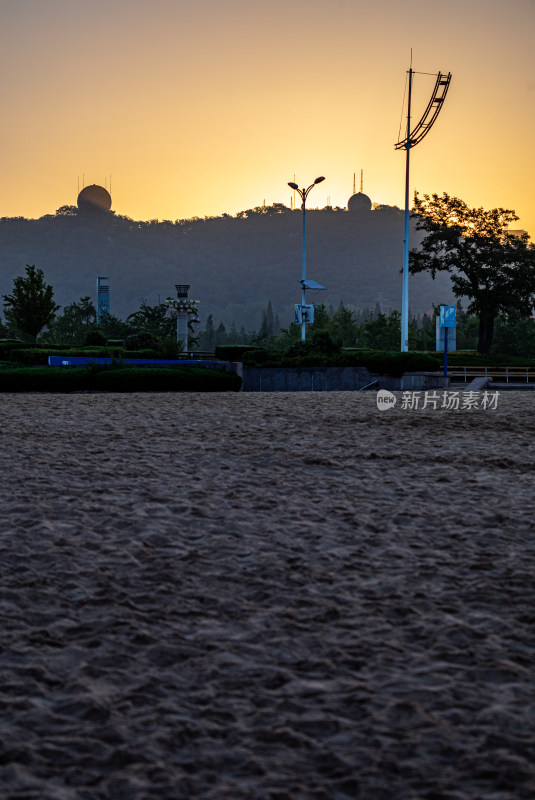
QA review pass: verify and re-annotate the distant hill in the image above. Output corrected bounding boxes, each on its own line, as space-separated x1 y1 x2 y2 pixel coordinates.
0 205 456 330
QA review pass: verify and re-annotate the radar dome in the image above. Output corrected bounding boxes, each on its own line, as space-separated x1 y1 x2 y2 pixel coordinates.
77 184 112 213
347 192 372 213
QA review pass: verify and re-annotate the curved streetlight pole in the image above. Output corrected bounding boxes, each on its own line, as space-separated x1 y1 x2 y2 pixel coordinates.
396 66 451 351
288 176 325 340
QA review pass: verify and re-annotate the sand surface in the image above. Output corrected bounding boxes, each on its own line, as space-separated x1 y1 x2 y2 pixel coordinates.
1 391 534 799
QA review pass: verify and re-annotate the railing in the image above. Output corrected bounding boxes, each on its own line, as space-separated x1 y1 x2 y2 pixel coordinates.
449 366 535 384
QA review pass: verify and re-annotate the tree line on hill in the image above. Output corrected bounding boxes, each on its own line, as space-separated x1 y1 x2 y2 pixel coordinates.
2 193 534 355
0 197 455 329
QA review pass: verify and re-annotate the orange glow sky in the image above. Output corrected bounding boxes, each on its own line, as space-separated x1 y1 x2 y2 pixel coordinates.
2 0 534 236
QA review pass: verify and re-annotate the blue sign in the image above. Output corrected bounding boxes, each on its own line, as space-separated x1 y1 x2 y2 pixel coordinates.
294 304 315 324
440 305 456 328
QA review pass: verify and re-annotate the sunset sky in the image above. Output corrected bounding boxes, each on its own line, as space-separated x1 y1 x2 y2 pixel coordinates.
1 0 534 236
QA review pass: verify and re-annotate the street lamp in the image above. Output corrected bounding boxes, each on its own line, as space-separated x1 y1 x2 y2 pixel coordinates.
395 64 451 351
288 176 325 340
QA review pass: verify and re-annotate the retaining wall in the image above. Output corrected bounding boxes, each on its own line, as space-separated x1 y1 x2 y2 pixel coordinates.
241 366 448 392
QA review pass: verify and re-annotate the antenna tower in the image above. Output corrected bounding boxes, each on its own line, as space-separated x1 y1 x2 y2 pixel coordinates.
395 61 451 352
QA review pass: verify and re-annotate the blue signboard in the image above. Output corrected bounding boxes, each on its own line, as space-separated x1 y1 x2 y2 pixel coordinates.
49 356 227 367
294 304 315 324
440 305 456 328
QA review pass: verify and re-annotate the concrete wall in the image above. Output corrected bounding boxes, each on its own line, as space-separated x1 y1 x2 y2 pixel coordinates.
242 366 373 392
241 366 448 392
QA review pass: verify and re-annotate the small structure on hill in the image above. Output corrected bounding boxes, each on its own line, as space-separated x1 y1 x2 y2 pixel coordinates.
348 170 372 213
77 184 112 214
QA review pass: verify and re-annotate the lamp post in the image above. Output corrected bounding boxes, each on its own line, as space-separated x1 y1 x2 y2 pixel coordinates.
164 284 200 355
395 64 451 351
288 176 325 340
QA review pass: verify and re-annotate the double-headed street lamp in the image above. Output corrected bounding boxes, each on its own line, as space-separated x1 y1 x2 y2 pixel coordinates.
288 176 325 340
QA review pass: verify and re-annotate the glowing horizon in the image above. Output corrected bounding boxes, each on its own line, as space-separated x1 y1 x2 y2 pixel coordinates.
1 0 534 237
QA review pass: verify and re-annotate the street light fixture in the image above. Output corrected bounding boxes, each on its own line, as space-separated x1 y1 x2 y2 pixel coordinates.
395 64 451 351
288 176 325 340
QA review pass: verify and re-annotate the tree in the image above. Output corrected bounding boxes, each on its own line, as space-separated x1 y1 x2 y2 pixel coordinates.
78 296 96 331
96 311 132 341
55 205 78 216
198 314 215 351
254 299 276 345
331 303 358 347
3 265 60 342
409 193 535 353
38 296 97 345
126 301 175 338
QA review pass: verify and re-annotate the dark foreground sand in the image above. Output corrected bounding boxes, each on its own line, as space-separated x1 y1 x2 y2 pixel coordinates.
1 391 534 800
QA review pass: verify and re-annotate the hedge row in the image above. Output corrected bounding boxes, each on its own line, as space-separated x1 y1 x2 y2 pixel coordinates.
240 348 535 373
242 349 442 376
214 345 263 361
445 352 535 367
0 366 241 393
5 348 189 365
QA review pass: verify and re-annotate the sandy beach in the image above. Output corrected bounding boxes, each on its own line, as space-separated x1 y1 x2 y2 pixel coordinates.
1 390 534 799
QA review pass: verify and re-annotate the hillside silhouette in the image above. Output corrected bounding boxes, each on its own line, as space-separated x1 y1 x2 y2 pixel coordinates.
0 205 456 329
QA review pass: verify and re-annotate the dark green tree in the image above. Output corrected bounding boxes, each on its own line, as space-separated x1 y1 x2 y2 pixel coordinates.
96 311 132 341
331 303 358 347
309 303 331 331
39 297 99 345
3 264 60 342
216 322 227 345
199 314 216 351
492 313 535 357
78 296 96 331
409 193 535 353
356 310 400 350
126 301 175 338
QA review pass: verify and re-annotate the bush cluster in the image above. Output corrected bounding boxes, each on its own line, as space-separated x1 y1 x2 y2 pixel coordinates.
214 345 262 361
124 331 162 351
445 352 535 367
242 348 442 376
0 366 241 393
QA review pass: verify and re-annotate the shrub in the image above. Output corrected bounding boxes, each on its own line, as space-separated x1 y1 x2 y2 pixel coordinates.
0 367 89 392
242 348 443 373
215 345 260 361
243 348 273 366
159 336 183 359
445 352 535 367
339 350 441 376
85 331 107 346
309 329 342 356
0 340 36 359
124 331 161 350
0 365 242 392
94 366 242 392
11 348 54 365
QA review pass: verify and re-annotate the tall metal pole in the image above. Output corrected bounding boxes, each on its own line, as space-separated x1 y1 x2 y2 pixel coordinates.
301 196 307 340
401 67 412 352
288 177 324 341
